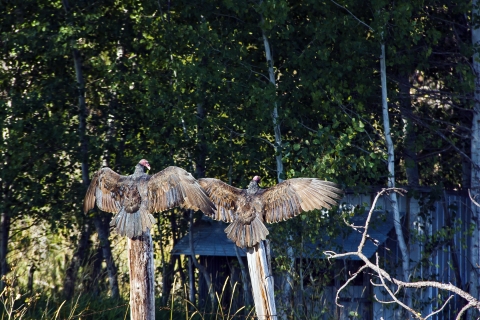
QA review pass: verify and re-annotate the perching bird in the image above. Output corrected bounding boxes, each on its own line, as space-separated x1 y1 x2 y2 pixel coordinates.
84 159 216 238
199 176 343 248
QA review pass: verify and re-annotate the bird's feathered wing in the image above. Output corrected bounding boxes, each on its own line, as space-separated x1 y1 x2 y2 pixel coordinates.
84 165 215 238
147 166 216 216
83 168 123 214
198 178 244 222
262 178 343 223
199 177 343 248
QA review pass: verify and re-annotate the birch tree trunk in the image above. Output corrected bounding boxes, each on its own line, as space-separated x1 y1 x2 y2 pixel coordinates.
128 231 155 320
260 17 291 319
380 43 411 312
470 1 480 313
261 19 295 317
261 30 284 184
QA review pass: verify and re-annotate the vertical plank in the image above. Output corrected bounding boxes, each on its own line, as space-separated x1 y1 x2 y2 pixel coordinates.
247 240 277 320
128 230 155 320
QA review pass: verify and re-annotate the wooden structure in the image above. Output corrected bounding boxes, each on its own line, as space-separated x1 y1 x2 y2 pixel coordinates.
247 241 277 319
128 230 155 320
171 219 250 309
173 189 473 319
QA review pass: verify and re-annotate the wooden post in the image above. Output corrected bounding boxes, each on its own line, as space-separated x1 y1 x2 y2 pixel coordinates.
128 229 155 320
247 240 277 320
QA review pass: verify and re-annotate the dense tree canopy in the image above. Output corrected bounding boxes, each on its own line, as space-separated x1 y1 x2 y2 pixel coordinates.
0 0 475 317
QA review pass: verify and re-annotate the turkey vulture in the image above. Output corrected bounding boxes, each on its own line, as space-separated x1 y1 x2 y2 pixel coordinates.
84 159 216 238
199 176 343 248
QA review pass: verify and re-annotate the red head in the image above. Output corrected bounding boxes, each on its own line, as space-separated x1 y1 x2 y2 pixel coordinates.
139 159 151 170
253 176 261 182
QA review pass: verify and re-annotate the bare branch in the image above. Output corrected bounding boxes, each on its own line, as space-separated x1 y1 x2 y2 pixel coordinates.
325 188 480 318
469 189 480 208
343 217 380 246
375 253 423 320
334 264 369 308
425 295 454 319
329 0 374 31
456 302 474 320
373 293 397 304
357 188 406 251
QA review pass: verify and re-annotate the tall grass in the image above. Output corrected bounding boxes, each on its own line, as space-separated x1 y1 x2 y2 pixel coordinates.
0 273 253 320
177 277 254 320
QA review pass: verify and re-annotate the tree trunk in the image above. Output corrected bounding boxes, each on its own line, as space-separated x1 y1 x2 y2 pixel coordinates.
261 17 287 318
63 220 92 299
61 1 94 299
380 43 411 313
196 100 207 179
470 3 480 314
261 29 283 183
0 210 10 291
188 255 196 310
160 213 178 306
96 97 120 299
86 242 103 296
128 230 155 320
93 215 119 299
398 73 419 187
27 265 35 294
247 240 277 320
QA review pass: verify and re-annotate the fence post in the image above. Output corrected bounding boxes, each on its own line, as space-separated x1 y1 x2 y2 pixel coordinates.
247 240 277 320
128 230 155 320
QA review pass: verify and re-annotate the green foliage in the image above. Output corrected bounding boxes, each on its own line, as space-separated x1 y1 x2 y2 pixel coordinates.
0 0 474 316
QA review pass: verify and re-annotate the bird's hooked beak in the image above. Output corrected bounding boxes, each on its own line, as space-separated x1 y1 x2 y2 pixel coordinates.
140 159 151 170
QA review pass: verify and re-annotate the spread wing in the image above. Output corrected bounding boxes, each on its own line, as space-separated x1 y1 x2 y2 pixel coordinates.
261 178 343 223
147 166 216 215
198 178 244 223
83 168 124 214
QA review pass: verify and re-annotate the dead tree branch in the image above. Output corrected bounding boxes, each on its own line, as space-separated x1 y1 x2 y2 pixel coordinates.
324 188 480 319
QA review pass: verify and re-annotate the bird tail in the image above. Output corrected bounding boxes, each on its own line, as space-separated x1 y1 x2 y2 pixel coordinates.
110 207 156 238
225 217 269 248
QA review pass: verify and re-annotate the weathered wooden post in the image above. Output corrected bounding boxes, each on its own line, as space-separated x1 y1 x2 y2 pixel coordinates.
247 240 277 320
128 230 155 320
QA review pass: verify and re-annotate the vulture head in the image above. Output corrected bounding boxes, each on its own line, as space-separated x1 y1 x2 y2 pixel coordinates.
139 159 151 170
253 175 261 182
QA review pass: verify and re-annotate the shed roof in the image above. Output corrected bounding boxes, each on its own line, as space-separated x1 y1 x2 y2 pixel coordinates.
171 218 247 257
171 209 400 260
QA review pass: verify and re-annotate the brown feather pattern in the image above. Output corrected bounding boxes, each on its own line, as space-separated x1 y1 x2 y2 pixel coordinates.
199 177 343 248
84 162 215 238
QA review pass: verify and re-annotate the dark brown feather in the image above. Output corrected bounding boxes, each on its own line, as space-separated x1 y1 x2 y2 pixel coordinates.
147 166 216 215
198 178 242 222
84 162 215 238
199 177 343 248
83 168 122 214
